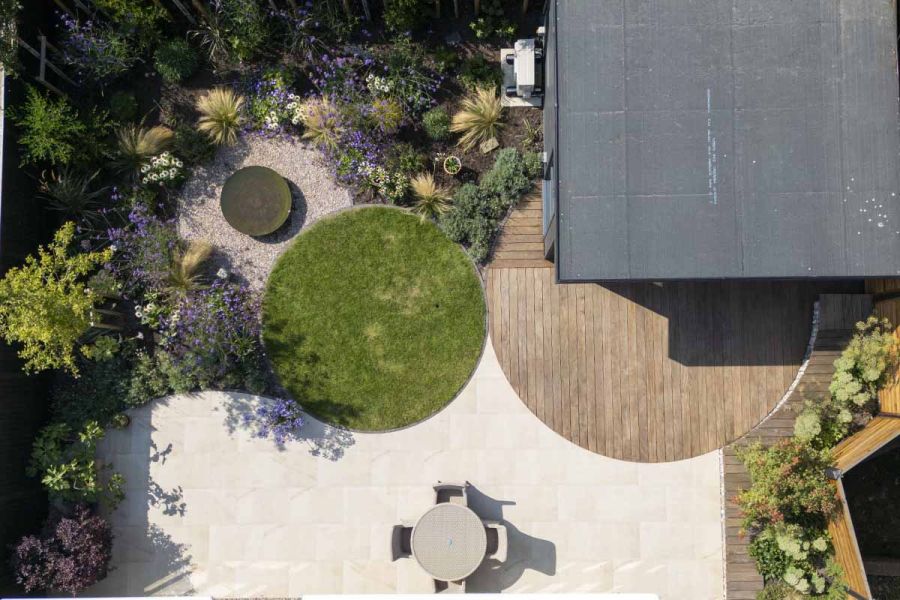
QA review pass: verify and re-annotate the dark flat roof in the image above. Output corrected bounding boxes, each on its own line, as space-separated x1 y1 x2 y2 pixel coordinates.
554 0 900 281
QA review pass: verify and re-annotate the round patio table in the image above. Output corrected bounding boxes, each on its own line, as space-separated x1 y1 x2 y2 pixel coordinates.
411 503 487 582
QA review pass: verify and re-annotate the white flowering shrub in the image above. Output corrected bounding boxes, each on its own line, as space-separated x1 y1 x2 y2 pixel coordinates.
362 165 408 204
140 152 184 186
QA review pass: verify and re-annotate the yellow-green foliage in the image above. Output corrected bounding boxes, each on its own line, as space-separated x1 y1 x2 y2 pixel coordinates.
299 96 343 151
830 316 897 408
0 222 112 375
450 86 504 151
410 173 452 221
197 87 246 146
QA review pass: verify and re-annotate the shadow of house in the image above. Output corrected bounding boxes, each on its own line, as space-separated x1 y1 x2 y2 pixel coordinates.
602 279 863 367
464 486 556 592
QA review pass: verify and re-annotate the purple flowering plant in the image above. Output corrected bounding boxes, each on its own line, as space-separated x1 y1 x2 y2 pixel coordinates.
242 397 304 446
103 203 178 298
57 13 137 83
158 280 267 394
244 67 303 137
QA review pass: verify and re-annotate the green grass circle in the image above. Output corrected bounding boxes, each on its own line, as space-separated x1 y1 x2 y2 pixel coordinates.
262 207 486 431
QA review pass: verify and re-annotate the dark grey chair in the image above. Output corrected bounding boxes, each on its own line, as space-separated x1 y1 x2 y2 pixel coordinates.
434 579 465 593
390 524 412 561
434 481 468 505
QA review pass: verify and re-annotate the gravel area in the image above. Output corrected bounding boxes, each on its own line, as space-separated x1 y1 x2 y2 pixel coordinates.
177 135 352 290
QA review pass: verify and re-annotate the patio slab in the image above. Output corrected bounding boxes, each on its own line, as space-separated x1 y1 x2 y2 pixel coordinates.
90 338 724 599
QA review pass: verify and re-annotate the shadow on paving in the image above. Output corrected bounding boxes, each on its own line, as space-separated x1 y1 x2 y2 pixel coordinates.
464 485 557 592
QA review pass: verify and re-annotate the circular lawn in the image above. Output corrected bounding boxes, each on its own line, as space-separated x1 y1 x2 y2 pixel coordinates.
262 207 485 431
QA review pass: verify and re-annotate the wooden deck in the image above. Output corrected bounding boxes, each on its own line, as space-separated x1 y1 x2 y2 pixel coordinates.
485 265 859 461
723 294 873 599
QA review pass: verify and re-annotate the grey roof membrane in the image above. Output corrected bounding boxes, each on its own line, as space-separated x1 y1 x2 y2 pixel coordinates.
554 0 900 281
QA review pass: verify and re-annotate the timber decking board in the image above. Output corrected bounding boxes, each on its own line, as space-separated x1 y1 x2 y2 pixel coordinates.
485 270 855 462
830 480 872 599
722 294 872 600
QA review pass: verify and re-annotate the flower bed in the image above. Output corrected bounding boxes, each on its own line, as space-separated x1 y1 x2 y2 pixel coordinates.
0 0 543 592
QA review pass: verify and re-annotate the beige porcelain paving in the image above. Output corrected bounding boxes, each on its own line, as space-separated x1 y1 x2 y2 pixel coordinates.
90 338 724 599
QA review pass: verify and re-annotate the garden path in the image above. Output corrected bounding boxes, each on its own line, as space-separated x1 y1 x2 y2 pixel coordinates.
90 340 724 599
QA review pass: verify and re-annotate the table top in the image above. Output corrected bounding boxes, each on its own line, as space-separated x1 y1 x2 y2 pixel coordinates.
411 503 487 582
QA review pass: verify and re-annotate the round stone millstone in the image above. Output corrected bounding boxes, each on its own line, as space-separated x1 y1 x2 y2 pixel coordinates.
220 166 292 236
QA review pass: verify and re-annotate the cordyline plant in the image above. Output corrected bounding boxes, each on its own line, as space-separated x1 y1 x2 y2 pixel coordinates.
0 222 112 375
11 505 113 595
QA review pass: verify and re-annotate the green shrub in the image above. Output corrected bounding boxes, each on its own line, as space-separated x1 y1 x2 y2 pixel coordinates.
0 0 21 73
173 123 216 166
756 581 802 600
468 0 515 40
423 107 451 141
440 183 497 263
736 439 839 531
523 150 543 179
28 421 124 507
51 343 169 430
0 223 112 375
108 90 139 123
383 0 431 32
480 147 533 209
93 0 166 49
388 142 426 176
154 38 199 83
10 87 87 167
440 148 538 263
459 54 503 90
195 0 267 66
830 316 897 409
749 529 792 582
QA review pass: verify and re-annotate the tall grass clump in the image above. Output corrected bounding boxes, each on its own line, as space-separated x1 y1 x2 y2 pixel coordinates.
410 173 452 221
450 86 504 151
197 87 245 146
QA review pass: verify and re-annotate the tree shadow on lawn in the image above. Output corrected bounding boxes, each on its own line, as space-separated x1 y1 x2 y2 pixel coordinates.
262 316 362 430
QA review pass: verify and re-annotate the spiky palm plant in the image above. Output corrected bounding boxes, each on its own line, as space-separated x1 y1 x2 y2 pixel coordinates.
166 239 213 295
196 87 246 146
299 96 343 151
114 125 174 175
450 86 504 151
38 168 109 220
410 173 452 221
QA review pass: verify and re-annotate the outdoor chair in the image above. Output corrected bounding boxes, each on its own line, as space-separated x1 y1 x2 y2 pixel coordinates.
433 481 468 505
484 521 508 563
434 579 466 593
390 524 413 561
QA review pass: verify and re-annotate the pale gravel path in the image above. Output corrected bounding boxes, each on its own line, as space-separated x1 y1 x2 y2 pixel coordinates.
177 135 352 290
